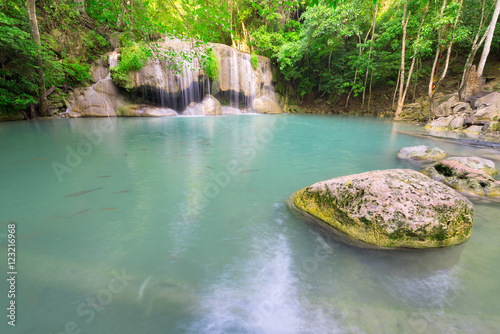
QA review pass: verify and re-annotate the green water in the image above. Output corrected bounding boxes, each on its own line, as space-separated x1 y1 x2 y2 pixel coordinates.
0 115 499 334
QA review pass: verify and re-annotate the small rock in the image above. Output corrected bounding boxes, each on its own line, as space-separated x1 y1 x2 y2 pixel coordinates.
397 145 446 161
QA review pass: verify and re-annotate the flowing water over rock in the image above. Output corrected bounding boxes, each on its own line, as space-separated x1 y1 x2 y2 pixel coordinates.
69 38 281 116
1 115 499 333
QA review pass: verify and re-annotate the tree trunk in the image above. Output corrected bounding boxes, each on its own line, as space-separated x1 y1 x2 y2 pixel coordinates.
459 0 489 89
396 1 430 119
362 2 378 109
477 0 500 77
27 0 48 117
395 2 409 118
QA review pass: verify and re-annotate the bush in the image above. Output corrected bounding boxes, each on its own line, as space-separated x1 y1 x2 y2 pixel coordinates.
202 48 219 80
251 54 258 70
110 42 150 89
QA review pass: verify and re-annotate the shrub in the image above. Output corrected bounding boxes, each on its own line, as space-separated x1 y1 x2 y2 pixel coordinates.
202 49 219 80
110 42 150 89
251 54 258 70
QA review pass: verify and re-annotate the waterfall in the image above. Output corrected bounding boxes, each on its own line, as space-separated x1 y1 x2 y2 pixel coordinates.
118 39 280 114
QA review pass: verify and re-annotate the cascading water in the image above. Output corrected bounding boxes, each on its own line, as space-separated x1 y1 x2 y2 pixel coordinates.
127 38 279 114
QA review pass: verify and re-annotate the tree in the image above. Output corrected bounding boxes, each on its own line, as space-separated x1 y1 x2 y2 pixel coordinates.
477 0 500 77
27 0 48 117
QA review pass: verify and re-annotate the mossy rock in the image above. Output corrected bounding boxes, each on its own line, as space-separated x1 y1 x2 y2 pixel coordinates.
287 169 474 249
421 157 500 197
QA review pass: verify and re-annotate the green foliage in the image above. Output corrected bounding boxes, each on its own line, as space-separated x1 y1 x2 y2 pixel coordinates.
202 49 220 80
110 42 151 89
251 54 258 70
63 59 91 86
0 1 38 114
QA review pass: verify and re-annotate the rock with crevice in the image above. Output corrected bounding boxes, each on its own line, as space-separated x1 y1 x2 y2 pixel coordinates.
421 157 500 197
287 169 474 249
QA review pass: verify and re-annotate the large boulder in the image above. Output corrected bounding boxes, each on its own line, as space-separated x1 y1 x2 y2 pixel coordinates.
421 157 500 197
182 102 204 116
474 91 500 109
397 145 446 161
425 115 453 131
434 94 459 117
68 89 116 118
287 169 474 249
449 115 466 130
252 96 282 114
202 95 222 116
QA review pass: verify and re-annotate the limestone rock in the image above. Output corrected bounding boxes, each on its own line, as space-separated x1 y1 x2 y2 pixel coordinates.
475 92 500 109
473 105 500 121
221 107 243 115
452 102 471 114
202 95 222 116
421 158 500 197
182 102 204 116
463 125 483 136
252 96 282 114
143 107 177 117
287 169 474 249
449 115 465 130
425 115 453 130
446 156 498 176
68 89 116 118
397 145 446 161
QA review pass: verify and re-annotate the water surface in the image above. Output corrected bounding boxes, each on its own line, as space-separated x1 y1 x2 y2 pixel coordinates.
0 115 499 333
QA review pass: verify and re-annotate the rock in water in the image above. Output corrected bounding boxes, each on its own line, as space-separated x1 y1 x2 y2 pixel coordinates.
202 95 222 116
397 145 446 161
421 157 500 197
252 96 282 114
287 169 474 249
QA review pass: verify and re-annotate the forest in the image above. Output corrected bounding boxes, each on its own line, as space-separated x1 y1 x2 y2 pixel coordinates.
1 0 500 119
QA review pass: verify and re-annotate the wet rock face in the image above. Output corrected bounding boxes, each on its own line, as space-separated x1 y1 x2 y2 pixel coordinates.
287 169 474 249
397 145 446 162
122 39 278 111
421 157 500 197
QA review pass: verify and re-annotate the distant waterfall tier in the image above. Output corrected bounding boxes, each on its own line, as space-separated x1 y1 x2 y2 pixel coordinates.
118 39 280 113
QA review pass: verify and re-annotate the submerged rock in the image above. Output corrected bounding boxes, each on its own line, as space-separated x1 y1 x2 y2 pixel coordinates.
116 105 177 117
397 145 446 161
421 157 500 197
252 96 282 114
287 169 474 249
221 106 243 115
